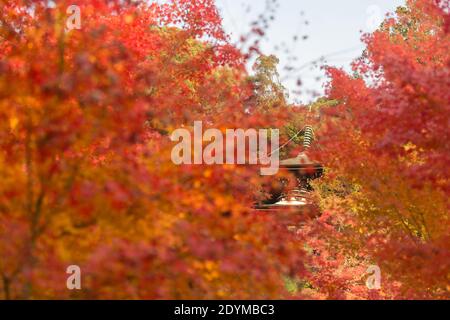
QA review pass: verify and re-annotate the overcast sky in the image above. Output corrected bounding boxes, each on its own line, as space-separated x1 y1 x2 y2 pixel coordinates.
214 0 406 104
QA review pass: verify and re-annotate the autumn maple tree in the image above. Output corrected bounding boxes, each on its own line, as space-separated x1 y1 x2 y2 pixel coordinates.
299 0 449 299
0 0 303 299
0 0 448 300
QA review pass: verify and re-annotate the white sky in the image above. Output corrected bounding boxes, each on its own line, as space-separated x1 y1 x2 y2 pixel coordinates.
215 0 406 104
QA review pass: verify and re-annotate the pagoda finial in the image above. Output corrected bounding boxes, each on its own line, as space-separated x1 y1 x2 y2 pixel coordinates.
303 125 314 149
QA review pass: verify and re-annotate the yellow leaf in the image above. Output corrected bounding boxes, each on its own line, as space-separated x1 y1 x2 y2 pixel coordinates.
9 116 19 130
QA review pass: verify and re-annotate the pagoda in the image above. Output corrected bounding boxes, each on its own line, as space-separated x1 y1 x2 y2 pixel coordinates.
254 125 323 216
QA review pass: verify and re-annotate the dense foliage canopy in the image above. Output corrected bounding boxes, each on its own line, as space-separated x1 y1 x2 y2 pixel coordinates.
0 0 448 299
